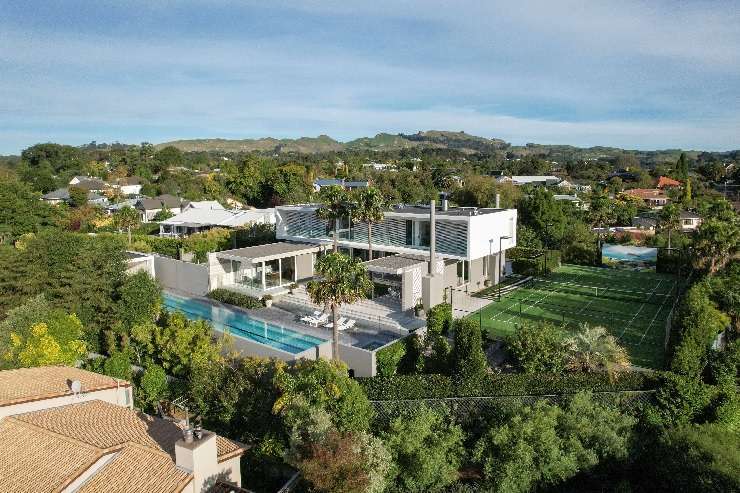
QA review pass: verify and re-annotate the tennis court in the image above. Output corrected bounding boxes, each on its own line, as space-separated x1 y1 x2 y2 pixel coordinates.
471 264 678 369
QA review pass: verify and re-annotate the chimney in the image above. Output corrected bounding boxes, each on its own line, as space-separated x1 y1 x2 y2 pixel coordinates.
495 193 501 208
176 430 219 493
441 198 448 211
429 199 436 276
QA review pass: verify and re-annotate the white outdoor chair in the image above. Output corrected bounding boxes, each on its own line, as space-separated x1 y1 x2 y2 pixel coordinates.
324 317 346 328
338 319 356 331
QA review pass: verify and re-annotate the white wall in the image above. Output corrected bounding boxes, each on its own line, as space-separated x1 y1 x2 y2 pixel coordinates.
467 209 517 260
338 344 376 377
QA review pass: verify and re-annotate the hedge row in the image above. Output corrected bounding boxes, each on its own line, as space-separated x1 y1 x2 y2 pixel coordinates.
131 234 183 258
357 372 656 400
207 288 263 309
508 247 561 275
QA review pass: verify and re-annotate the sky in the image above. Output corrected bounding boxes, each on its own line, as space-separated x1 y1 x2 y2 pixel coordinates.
1 0 739 154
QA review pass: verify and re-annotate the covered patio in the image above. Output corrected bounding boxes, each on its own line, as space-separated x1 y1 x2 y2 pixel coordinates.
211 242 324 296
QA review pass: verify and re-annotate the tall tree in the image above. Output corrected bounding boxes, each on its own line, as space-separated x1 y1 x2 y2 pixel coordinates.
315 185 352 252
659 203 681 250
353 187 386 260
693 219 740 273
675 152 689 180
306 253 372 359
113 205 140 244
452 318 487 394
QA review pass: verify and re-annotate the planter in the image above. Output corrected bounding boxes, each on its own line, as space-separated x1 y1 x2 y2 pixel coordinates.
263 298 273 308
484 279 492 287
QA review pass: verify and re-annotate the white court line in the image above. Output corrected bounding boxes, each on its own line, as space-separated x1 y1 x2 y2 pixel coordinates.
638 285 673 345
619 279 662 339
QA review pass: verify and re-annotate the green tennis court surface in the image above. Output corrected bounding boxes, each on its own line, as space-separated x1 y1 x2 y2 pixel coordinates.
471 264 678 369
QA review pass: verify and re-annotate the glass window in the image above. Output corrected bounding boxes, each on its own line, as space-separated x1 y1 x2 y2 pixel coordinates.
264 259 281 288
281 256 295 284
405 220 413 246
419 221 431 247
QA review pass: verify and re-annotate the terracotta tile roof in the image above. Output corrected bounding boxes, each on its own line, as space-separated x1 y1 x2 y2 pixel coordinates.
0 418 100 493
15 400 243 461
75 443 191 493
0 400 246 493
623 188 668 200
0 366 130 407
657 176 681 188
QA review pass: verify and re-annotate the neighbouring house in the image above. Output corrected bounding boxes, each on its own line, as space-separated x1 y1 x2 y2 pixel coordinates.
0 366 246 493
657 176 682 189
111 176 143 195
105 198 138 215
312 178 369 192
632 215 657 232
184 200 225 210
41 187 109 206
680 210 703 231
68 176 110 193
496 175 562 187
622 188 670 209
553 194 587 210
136 194 188 222
159 207 275 237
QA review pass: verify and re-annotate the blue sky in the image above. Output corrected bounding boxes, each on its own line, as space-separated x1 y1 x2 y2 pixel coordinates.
1 0 738 154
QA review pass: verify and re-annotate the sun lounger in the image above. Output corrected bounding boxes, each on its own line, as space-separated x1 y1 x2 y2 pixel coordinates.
324 317 346 328
338 319 356 331
302 312 329 327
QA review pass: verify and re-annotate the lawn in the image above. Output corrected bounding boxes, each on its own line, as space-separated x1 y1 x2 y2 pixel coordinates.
470 264 679 369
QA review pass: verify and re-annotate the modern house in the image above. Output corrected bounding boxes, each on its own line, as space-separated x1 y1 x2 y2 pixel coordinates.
159 206 276 237
553 194 587 210
496 175 562 187
273 201 517 309
41 187 109 206
0 366 246 493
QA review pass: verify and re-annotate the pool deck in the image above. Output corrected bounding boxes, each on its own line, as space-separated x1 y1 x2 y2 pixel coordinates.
165 289 405 350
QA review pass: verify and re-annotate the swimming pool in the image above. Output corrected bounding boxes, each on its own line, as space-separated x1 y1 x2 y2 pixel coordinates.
162 292 326 354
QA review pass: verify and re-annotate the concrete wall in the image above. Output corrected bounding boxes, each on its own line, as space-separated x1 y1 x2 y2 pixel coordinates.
295 252 314 281
338 344 376 377
467 209 517 259
154 256 210 295
0 386 133 420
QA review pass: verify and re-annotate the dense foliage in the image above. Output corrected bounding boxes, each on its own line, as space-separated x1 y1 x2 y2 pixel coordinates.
207 288 263 310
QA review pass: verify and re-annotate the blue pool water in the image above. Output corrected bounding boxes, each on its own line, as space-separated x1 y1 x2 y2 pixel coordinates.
162 292 326 354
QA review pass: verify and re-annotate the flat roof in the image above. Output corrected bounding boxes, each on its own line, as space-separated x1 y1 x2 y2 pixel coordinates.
216 242 321 263
365 254 428 274
390 206 507 217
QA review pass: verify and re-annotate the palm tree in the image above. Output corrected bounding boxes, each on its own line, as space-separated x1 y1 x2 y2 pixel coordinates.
113 206 140 245
315 185 352 252
566 324 630 374
659 203 681 250
352 187 386 261
306 252 373 360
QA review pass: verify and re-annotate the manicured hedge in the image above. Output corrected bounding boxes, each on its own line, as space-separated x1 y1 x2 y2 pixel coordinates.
131 234 183 258
508 247 561 275
207 288 263 309
375 340 407 377
427 303 452 337
357 371 656 400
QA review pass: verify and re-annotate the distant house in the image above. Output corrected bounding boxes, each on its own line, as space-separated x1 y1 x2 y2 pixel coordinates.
657 176 682 189
313 178 369 192
496 175 562 187
680 211 702 231
632 215 657 231
184 200 225 210
363 162 394 171
159 207 276 237
41 187 109 206
553 194 587 210
623 188 670 209
136 194 188 222
0 366 246 493
106 198 139 215
68 176 110 193
111 176 143 195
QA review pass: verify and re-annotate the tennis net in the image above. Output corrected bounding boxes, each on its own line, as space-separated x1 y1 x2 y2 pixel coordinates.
525 278 676 306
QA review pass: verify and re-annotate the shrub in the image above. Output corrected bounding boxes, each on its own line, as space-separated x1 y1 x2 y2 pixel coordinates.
452 318 487 395
506 322 567 373
426 335 452 375
376 339 407 377
398 333 425 374
512 258 539 276
207 288 263 309
381 406 464 493
129 234 182 257
102 351 133 381
427 303 452 337
137 364 169 410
